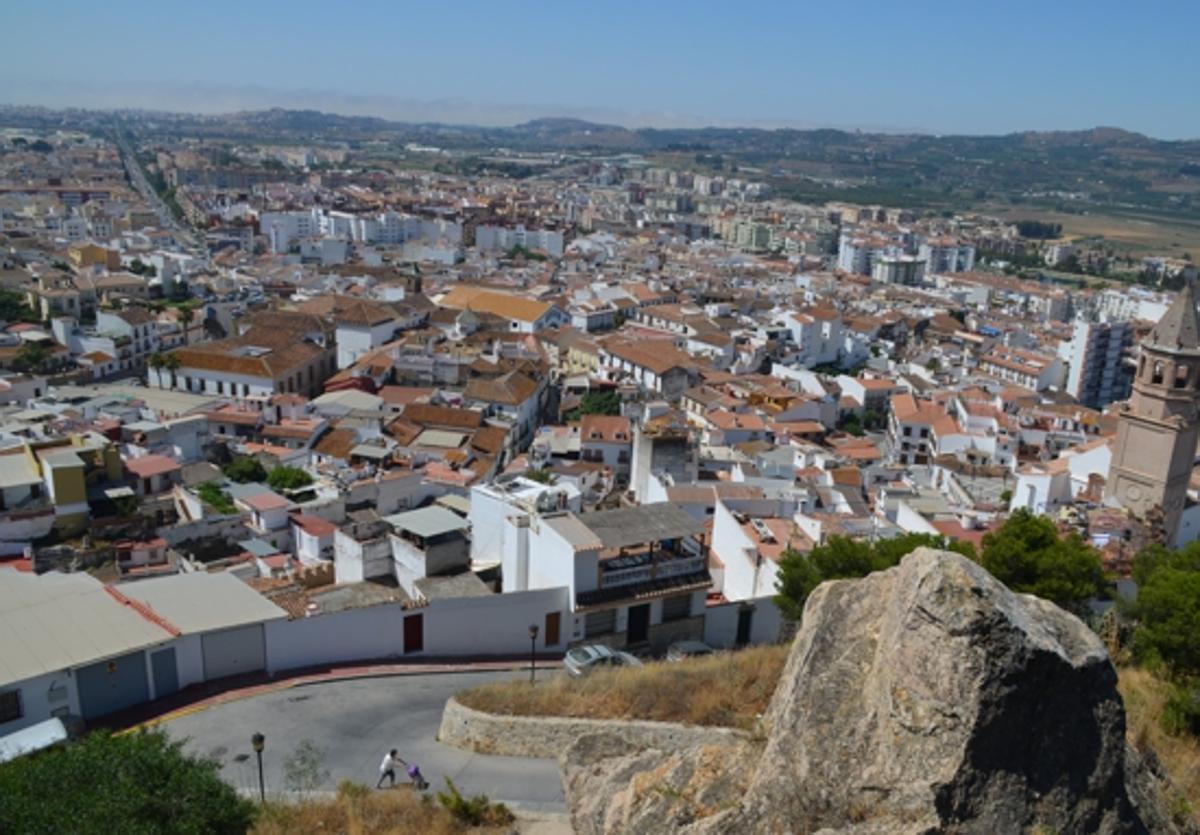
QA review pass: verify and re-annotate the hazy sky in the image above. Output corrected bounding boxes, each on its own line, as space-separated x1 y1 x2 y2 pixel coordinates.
3 1 1198 138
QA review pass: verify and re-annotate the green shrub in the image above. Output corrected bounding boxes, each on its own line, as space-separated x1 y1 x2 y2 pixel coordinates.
1161 683 1200 738
196 481 237 514
223 457 267 484
0 729 254 834
267 465 314 492
436 777 513 827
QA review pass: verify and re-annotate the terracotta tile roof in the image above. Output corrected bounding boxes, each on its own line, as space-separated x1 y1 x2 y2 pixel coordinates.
402 404 484 430
295 295 396 327
206 406 262 426
438 286 553 324
174 338 324 379
463 371 539 406
124 454 181 478
470 425 508 455
708 410 767 432
385 417 423 446
580 415 631 443
377 385 435 407
262 419 323 440
291 513 338 538
312 427 358 460
243 491 290 512
602 337 694 376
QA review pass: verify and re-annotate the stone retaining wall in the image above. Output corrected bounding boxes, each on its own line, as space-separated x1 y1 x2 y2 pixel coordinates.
438 695 750 758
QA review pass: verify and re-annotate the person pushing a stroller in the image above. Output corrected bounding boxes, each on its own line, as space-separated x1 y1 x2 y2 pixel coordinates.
377 749 428 790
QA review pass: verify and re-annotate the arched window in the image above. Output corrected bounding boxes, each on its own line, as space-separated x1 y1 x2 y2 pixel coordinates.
1139 355 1147 376
1153 361 1165 385
1177 364 1191 389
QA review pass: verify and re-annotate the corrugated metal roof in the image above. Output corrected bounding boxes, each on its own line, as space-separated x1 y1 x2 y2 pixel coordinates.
0 571 171 689
385 506 470 539
578 503 704 550
120 572 287 634
544 514 604 551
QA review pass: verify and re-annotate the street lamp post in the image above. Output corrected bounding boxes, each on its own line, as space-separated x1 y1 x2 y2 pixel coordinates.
251 733 265 803
528 624 539 685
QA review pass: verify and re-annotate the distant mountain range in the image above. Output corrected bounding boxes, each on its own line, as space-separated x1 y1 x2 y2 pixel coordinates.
4 104 1199 216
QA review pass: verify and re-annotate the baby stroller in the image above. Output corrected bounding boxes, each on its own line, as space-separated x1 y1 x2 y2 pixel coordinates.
407 762 429 791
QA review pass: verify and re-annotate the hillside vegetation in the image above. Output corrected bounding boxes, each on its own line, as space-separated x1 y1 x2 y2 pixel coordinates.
1121 665 1200 822
456 644 788 730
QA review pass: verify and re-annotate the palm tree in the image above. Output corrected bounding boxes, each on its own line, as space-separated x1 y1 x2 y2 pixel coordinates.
178 305 195 345
147 352 165 388
163 353 182 389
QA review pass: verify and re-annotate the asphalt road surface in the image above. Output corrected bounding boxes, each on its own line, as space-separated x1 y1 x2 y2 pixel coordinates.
162 669 565 812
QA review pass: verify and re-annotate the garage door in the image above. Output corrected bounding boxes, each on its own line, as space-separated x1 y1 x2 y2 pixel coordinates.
77 651 149 720
151 648 179 699
201 625 265 681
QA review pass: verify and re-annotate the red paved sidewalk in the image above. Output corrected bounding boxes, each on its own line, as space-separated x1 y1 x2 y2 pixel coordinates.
106 654 562 734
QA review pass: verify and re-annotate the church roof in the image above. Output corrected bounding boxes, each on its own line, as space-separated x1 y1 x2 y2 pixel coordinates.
1148 282 1200 354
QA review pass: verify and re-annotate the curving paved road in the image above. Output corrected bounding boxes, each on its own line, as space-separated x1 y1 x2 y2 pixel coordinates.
161 669 565 813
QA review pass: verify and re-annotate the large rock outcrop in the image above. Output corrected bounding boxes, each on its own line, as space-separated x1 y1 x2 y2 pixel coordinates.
563 548 1186 834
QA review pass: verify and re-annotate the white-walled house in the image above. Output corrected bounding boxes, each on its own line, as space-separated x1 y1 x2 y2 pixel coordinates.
469 477 583 568
710 499 809 601
598 339 695 401
386 506 471 599
579 414 633 484
151 339 333 405
491 501 710 651
462 372 543 446
293 297 398 369
1009 438 1112 515
291 513 337 565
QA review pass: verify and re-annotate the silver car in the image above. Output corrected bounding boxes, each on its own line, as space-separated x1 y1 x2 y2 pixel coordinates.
666 640 715 662
564 644 643 678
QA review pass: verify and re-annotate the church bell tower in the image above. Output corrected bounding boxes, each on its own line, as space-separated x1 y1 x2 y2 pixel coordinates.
1106 282 1200 541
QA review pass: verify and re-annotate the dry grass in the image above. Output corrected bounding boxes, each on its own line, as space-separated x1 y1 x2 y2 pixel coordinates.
1119 665 1200 821
251 781 505 835
456 645 789 730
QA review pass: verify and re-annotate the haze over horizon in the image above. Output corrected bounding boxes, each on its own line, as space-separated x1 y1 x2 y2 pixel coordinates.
3 0 1199 140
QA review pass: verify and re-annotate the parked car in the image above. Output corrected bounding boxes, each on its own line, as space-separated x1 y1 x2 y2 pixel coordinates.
666 640 715 662
564 644 643 678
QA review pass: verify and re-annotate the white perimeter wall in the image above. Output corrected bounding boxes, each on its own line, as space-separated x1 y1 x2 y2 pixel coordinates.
703 595 784 649
263 586 570 673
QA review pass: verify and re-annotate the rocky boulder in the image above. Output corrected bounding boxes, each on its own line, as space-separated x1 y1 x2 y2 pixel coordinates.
562 548 1186 834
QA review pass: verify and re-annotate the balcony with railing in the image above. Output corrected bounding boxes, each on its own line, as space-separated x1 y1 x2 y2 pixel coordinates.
598 545 707 590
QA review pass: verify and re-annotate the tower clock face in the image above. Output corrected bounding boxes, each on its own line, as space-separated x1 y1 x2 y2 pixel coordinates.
1124 484 1144 503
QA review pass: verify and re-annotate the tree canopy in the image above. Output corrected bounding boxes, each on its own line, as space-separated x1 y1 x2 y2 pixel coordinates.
267 465 314 492
13 342 49 373
775 532 975 621
0 729 255 834
0 290 38 324
565 388 621 421
775 510 1107 622
1132 541 1200 676
222 456 267 484
976 508 1107 611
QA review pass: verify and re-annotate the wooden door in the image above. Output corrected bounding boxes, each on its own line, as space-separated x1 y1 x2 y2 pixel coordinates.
403 613 424 654
544 612 561 646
